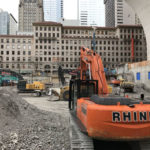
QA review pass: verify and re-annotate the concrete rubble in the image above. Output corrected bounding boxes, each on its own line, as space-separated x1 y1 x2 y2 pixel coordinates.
0 87 70 150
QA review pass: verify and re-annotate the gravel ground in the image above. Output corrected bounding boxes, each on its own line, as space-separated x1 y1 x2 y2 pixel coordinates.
0 87 70 150
1 83 149 150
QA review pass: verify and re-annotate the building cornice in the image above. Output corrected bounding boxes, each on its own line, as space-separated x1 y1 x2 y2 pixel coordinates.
33 21 62 26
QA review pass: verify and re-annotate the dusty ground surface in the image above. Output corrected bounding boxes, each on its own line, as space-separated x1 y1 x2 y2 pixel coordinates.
22 95 69 118
0 87 70 150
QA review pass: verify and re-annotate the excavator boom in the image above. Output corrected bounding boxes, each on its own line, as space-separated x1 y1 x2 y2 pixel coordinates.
80 47 108 94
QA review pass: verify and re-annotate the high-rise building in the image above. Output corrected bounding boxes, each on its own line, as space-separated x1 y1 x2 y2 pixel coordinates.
77 0 105 26
104 0 141 27
43 0 63 22
0 10 17 35
0 11 9 35
9 14 18 35
18 0 44 33
104 0 115 27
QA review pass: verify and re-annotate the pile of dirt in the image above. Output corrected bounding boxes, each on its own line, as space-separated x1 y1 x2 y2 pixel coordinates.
0 87 70 150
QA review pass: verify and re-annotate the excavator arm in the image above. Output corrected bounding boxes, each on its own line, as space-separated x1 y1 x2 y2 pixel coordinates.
80 47 108 94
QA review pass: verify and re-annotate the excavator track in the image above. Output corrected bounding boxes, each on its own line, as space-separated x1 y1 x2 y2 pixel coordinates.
139 141 150 150
69 114 94 150
69 114 150 150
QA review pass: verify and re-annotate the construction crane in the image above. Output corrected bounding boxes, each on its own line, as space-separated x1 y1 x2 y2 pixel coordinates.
69 47 150 150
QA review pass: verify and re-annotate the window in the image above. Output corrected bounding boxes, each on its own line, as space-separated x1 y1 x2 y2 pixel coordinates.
17 57 20 61
148 72 150 80
136 72 140 80
17 45 20 49
6 64 9 68
28 51 31 55
23 39 26 43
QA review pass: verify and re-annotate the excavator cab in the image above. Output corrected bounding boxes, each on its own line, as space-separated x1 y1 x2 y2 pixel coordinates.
69 79 98 111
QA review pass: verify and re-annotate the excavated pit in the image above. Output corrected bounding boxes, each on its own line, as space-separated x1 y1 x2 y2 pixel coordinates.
0 87 70 150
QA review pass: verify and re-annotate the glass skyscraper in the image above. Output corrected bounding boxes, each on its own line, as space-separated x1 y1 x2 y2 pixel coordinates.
0 11 9 35
43 0 63 22
0 11 17 35
78 0 105 26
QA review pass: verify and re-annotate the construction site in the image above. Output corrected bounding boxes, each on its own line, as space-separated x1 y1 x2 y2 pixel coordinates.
0 45 150 150
1 0 150 150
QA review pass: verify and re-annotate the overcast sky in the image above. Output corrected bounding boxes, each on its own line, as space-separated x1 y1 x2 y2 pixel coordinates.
0 0 103 24
0 0 78 21
0 0 19 21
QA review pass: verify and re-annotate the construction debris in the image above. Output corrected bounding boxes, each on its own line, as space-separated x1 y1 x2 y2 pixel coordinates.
0 87 70 150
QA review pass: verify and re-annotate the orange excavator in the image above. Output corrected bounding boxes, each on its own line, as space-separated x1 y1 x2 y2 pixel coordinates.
69 47 150 149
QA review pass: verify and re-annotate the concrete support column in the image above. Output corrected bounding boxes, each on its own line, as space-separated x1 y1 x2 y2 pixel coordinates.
125 0 150 60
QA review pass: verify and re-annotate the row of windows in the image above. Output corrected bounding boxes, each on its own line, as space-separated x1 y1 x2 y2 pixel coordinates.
103 57 143 62
35 57 80 62
1 45 32 50
0 51 31 55
62 29 112 35
0 39 31 43
35 39 144 47
35 26 60 31
0 64 32 69
35 44 144 52
120 29 142 34
35 32 60 38
3 57 31 61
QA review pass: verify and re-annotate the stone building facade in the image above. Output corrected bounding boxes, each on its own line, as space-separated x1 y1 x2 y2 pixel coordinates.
0 22 147 75
19 0 44 33
0 35 34 73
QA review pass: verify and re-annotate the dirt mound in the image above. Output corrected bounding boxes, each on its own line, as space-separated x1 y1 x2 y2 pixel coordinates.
0 87 70 150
